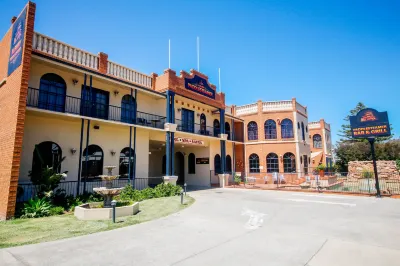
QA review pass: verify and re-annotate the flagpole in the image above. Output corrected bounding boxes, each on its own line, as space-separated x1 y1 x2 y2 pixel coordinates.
197 36 200 71
168 39 171 69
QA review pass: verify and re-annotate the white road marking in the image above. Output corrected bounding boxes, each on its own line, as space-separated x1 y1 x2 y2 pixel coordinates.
285 198 356 207
241 208 266 230
290 193 351 199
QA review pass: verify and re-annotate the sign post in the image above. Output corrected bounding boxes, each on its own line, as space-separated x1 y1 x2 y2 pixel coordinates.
350 108 390 198
367 137 381 197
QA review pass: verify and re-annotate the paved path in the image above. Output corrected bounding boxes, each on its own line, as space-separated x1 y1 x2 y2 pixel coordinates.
2 188 400 265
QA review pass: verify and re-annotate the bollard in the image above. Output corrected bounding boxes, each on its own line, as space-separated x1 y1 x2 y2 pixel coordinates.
111 200 117 223
180 190 184 205
184 183 187 195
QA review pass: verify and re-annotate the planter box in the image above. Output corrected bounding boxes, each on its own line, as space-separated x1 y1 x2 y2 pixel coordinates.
74 202 139 221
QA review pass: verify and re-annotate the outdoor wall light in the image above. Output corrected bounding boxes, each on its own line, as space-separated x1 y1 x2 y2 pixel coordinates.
113 90 119 96
70 148 77 155
279 155 283 162
196 113 200 117
72 78 78 86
110 150 116 156
177 108 182 112
93 125 100 130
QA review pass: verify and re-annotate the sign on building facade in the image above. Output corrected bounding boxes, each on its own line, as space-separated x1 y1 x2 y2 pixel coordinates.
8 8 27 76
184 75 215 99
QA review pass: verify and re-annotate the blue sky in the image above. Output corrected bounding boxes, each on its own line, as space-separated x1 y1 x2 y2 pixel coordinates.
1 0 399 144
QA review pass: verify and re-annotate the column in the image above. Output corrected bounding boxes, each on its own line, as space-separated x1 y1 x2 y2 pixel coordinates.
165 91 171 176
220 108 226 173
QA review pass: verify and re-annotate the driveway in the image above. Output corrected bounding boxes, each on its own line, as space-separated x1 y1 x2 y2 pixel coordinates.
2 188 400 266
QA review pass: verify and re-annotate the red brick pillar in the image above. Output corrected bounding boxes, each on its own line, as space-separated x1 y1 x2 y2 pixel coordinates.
98 52 108 74
0 2 36 220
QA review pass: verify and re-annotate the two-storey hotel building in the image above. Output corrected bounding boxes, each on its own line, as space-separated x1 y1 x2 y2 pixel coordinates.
0 2 331 219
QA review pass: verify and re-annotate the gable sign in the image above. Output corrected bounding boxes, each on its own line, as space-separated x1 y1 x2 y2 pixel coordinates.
184 75 215 99
350 108 391 139
8 8 27 76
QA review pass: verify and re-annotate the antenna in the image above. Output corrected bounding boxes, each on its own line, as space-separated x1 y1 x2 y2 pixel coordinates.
218 68 221 93
168 39 171 69
197 36 200 71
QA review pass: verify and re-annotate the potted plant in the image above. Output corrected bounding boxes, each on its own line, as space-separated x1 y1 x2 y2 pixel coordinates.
234 174 242 187
316 164 326 177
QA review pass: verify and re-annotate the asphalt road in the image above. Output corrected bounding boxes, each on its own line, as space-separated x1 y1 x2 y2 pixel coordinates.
2 188 400 266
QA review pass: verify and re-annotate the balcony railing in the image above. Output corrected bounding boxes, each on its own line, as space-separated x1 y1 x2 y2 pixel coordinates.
176 119 219 137
27 87 166 129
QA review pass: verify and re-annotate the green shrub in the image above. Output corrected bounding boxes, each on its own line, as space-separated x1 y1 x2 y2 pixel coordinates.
234 175 242 185
66 197 83 212
396 159 400 173
362 169 374 179
22 197 52 218
49 206 65 216
119 184 182 202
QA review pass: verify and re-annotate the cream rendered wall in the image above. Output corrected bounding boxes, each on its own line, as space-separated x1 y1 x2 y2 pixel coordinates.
28 59 166 118
20 112 150 182
295 112 311 174
148 150 164 177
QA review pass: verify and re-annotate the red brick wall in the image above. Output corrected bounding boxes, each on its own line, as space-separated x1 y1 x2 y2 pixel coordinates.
0 2 35 220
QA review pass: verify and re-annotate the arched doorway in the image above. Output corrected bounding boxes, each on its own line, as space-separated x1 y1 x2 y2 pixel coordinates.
175 152 185 185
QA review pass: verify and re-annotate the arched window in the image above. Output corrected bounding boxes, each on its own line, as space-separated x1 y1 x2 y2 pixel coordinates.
119 147 134 178
188 153 196 174
264 119 277 139
200 114 206 135
247 121 258 140
214 154 221 174
225 122 231 140
283 152 296 173
281 119 294 139
82 145 104 178
226 155 232 173
213 119 220 137
266 153 279 173
313 134 322 148
249 153 260 173
121 95 136 123
301 122 305 141
38 73 66 112
31 141 62 178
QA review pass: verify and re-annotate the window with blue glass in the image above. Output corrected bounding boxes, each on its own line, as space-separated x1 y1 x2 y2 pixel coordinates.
264 119 277 139
38 73 66 112
249 153 260 173
266 153 279 173
181 108 194 133
283 152 296 173
225 122 231 140
247 121 258 140
213 119 220 137
313 134 322 148
81 86 109 120
281 119 294 139
226 155 232 172
121 95 136 123
214 154 221 174
200 114 207 135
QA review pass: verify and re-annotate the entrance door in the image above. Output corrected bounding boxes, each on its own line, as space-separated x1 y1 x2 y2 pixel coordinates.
303 155 308 174
181 108 194 133
175 152 185 185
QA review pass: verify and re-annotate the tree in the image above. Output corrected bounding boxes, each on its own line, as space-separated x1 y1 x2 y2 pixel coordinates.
338 102 367 142
335 140 400 172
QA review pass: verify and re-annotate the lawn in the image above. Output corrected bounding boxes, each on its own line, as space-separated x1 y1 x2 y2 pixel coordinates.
0 195 194 248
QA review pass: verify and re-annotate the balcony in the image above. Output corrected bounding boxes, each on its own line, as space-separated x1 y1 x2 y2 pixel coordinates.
26 87 166 129
175 119 242 141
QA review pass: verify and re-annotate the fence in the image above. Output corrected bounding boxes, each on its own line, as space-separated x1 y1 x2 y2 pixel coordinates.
213 171 400 196
17 177 164 203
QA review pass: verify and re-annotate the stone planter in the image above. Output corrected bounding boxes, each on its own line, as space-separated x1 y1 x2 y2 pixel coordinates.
74 202 139 221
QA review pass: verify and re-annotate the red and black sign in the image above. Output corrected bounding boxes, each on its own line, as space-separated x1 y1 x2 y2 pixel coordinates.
196 158 209 164
184 75 215 99
350 108 391 139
